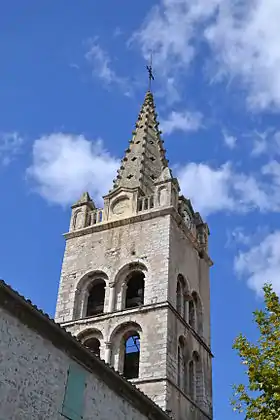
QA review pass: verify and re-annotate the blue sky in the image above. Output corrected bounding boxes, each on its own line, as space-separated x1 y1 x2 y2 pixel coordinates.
1 1 280 418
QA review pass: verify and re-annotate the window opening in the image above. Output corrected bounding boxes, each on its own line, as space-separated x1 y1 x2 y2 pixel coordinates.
123 333 140 379
177 345 182 387
189 360 195 400
86 280 105 317
189 299 195 328
84 337 101 357
176 281 182 314
125 272 145 308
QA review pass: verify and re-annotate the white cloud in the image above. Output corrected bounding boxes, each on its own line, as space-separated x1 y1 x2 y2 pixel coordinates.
134 0 280 111
25 133 280 216
133 0 216 75
206 0 280 111
85 38 131 95
226 225 270 249
160 110 203 135
0 132 24 166
156 77 181 105
249 129 280 158
251 131 268 157
176 161 280 216
85 39 120 85
234 231 280 296
226 227 252 248
26 133 119 207
222 131 237 149
177 162 235 216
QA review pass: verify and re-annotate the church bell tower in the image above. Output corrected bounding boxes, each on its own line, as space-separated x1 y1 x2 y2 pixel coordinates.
55 90 213 420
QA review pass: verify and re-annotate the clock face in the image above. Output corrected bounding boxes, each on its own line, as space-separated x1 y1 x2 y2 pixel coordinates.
111 197 130 215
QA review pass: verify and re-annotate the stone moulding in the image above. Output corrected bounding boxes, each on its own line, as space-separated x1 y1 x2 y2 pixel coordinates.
61 301 213 357
64 206 213 267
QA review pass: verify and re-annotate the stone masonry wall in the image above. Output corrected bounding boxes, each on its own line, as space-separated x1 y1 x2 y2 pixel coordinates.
0 306 160 420
55 214 171 324
166 217 213 419
166 309 212 420
55 208 212 420
55 212 172 413
168 217 210 344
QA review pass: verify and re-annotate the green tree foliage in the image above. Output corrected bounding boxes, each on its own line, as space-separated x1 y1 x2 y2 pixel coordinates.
232 284 280 419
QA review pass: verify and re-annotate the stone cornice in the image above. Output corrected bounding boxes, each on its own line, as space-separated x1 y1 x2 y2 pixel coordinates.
64 207 173 239
61 301 168 328
0 280 171 420
61 301 213 357
64 206 213 266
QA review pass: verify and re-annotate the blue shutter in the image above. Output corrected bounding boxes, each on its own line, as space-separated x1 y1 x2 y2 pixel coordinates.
62 363 87 420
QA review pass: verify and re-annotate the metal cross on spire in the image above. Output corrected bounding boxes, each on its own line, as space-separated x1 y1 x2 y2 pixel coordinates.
146 54 154 91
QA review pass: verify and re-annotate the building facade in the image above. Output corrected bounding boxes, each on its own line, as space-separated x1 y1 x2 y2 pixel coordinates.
55 91 213 420
0 280 171 420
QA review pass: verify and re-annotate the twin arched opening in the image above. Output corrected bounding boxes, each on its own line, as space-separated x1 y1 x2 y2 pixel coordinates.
189 351 204 404
177 336 204 405
74 263 147 320
176 274 203 336
77 322 142 380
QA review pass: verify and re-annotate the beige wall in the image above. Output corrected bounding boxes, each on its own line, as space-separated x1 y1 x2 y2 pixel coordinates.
0 307 154 420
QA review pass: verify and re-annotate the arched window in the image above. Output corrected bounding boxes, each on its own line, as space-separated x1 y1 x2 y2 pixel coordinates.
176 280 183 315
86 279 106 316
188 352 204 404
188 359 195 400
193 352 204 404
123 333 140 379
177 337 186 390
109 322 142 377
84 337 101 357
77 328 103 359
193 292 203 336
176 275 189 319
188 298 196 329
125 271 145 309
177 345 182 388
74 271 108 320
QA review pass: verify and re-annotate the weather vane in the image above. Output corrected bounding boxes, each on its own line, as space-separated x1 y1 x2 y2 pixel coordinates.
146 54 154 91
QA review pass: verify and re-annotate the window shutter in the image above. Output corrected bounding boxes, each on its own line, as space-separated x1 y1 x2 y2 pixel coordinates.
62 363 87 420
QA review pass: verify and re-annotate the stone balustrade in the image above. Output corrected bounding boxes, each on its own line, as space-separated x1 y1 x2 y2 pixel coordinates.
89 208 104 225
137 195 155 213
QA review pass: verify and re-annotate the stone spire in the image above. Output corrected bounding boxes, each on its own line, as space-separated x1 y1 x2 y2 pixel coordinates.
112 91 169 196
